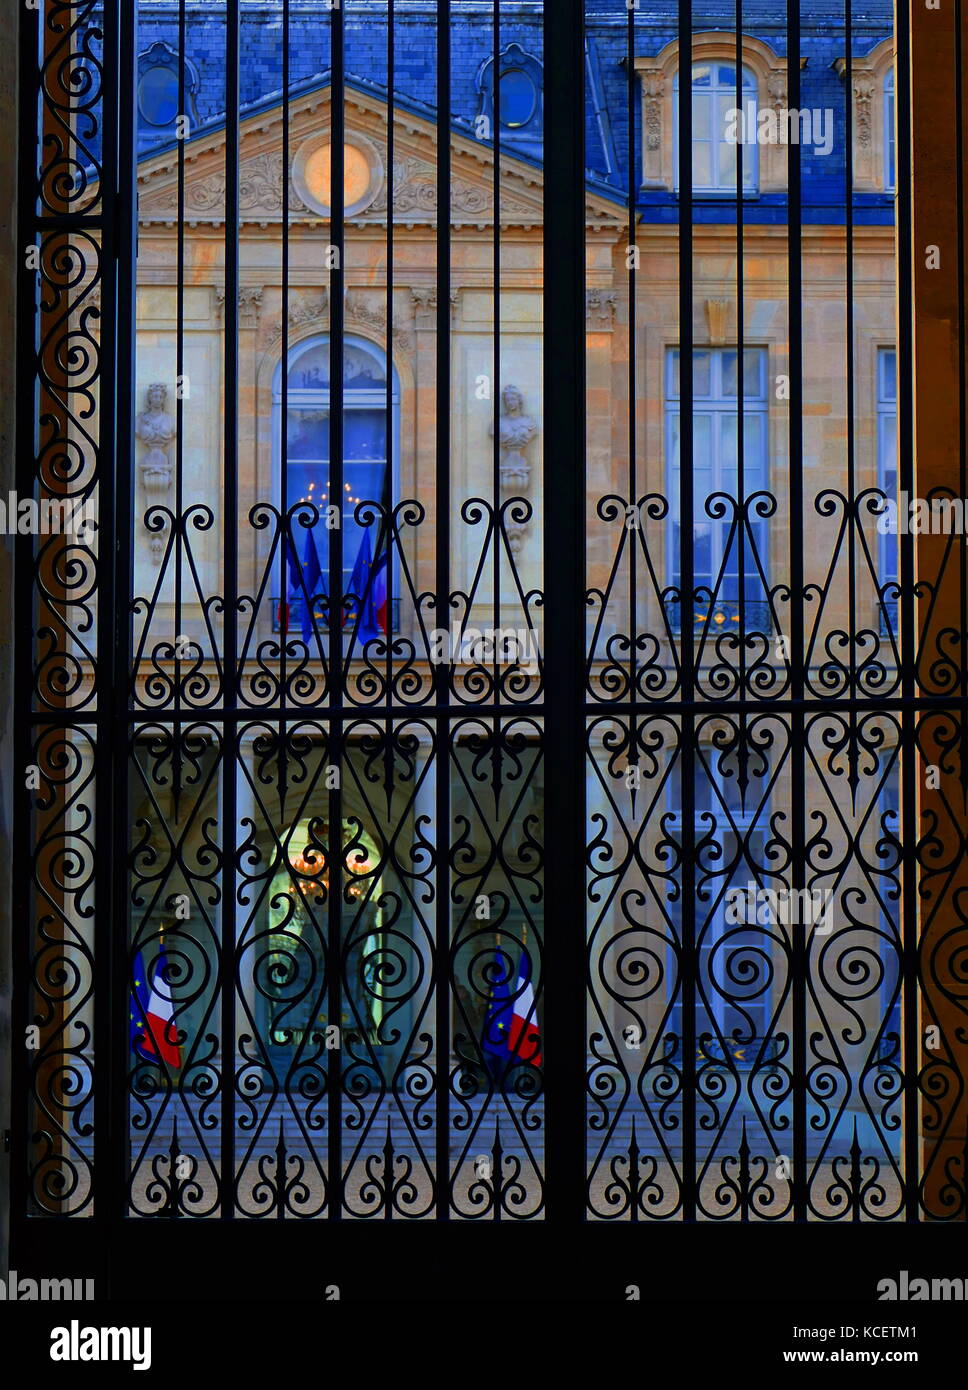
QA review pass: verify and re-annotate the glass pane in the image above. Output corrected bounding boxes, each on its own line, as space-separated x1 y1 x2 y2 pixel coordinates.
718 92 737 146
692 140 713 187
694 522 713 587
743 413 766 479
138 66 179 127
722 351 738 395
287 410 329 461
718 137 736 189
499 68 536 128
692 63 712 88
881 413 897 480
344 409 387 462
882 349 897 402
344 460 387 513
344 342 386 388
287 460 328 513
722 349 762 397
692 90 712 140
718 415 764 477
743 159 756 191
693 413 712 465
288 346 330 390
669 349 712 397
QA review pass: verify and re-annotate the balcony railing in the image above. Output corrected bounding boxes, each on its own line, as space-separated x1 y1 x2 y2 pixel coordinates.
664 597 774 636
270 595 402 636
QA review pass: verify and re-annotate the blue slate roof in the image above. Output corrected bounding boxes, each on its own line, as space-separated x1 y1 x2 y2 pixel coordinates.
86 2 895 225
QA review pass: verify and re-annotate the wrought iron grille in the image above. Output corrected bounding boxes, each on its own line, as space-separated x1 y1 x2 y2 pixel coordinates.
11 0 968 1267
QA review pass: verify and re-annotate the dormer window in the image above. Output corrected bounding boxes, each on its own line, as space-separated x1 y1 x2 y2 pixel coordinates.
635 34 797 195
475 42 544 155
137 41 200 147
673 63 758 195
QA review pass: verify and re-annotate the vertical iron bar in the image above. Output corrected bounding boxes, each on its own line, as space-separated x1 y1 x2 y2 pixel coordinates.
11 0 40 1248
677 0 696 1224
895 0 917 1221
434 0 452 1221
174 0 186 736
327 0 345 1221
845 4 858 699
109 0 138 1251
543 0 586 1223
787 0 807 1224
221 0 241 1219
958 2 967 733
957 0 968 1224
627 5 638 855
279 0 289 760
735 0 746 686
94 0 119 1250
94 0 124 1262
492 1 501 860
385 0 394 824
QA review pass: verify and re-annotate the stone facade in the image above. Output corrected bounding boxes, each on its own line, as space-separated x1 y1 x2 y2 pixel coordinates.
82 3 900 1109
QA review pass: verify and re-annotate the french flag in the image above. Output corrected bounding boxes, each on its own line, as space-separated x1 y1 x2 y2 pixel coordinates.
130 944 182 1069
508 953 542 1067
483 950 542 1069
371 548 388 635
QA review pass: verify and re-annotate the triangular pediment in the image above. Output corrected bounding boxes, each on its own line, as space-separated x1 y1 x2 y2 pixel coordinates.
136 78 626 231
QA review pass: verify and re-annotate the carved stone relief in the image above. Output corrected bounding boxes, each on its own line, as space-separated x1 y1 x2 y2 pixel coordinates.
135 383 176 564
489 384 538 554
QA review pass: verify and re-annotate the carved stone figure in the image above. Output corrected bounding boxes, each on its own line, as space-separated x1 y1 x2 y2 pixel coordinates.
490 384 538 553
136 383 176 562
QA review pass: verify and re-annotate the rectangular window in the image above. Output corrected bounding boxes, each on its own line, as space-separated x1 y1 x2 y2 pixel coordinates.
666 346 770 633
878 347 898 632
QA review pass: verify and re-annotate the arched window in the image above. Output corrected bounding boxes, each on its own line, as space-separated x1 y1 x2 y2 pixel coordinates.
673 63 758 194
273 335 399 628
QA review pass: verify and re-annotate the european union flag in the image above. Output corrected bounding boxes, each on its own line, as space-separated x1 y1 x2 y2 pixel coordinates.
285 527 323 644
482 948 514 1071
346 527 381 645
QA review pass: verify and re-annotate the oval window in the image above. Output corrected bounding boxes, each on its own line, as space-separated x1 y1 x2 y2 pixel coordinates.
292 134 383 218
138 66 180 128
302 143 372 213
498 68 537 129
